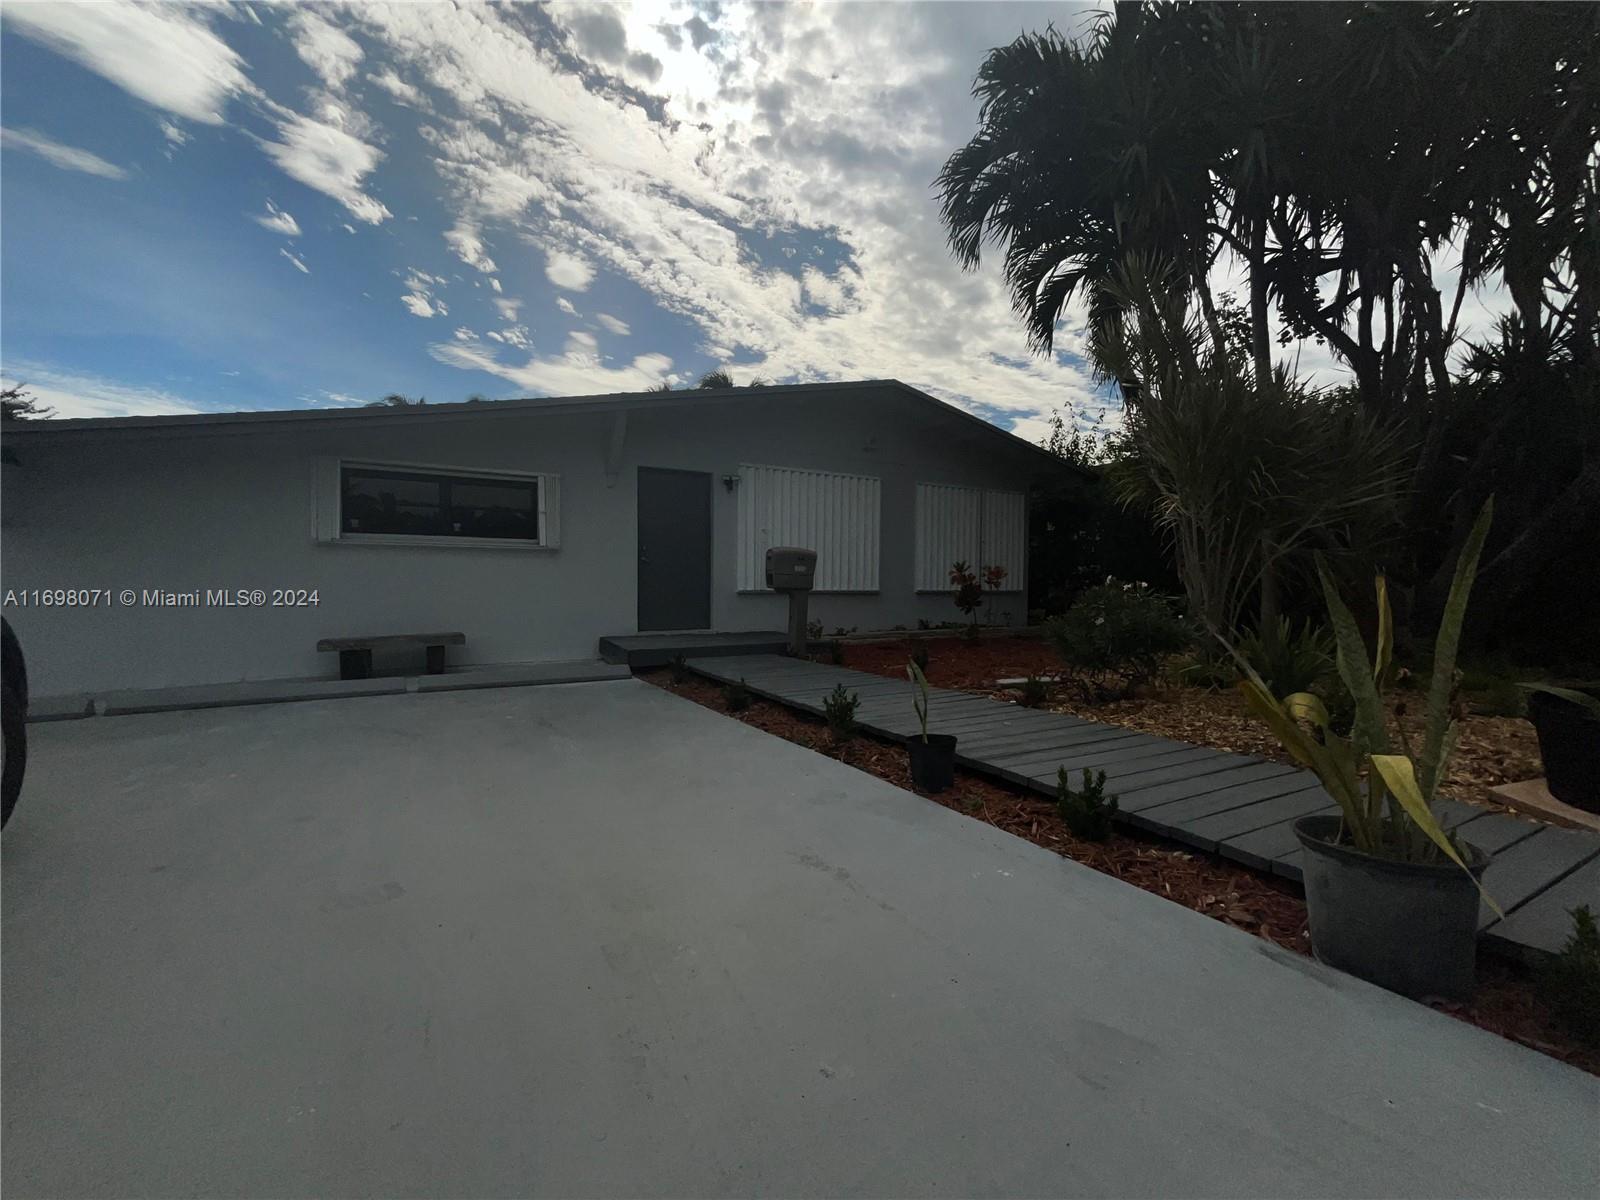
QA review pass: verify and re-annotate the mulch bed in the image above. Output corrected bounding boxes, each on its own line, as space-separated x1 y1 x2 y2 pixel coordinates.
642 665 1600 1077
842 637 1545 814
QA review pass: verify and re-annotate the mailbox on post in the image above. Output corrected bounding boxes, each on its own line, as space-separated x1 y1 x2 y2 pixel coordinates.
765 546 817 656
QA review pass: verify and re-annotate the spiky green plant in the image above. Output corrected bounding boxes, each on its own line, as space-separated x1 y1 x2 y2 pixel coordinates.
1236 498 1499 912
907 659 934 743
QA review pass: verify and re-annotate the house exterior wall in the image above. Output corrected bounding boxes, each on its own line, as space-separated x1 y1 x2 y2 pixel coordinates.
1 387 1054 695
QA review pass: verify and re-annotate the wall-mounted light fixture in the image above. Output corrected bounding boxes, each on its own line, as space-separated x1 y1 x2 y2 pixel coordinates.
721 472 741 493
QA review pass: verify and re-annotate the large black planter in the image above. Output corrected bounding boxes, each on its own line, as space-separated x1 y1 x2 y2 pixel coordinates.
1294 814 1489 1002
907 734 957 793
1528 690 1600 813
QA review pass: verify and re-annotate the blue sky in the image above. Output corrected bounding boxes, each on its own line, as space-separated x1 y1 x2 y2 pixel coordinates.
0 2 1504 440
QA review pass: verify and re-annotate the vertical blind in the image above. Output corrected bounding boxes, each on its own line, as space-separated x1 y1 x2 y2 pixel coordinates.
737 464 882 591
914 484 1026 591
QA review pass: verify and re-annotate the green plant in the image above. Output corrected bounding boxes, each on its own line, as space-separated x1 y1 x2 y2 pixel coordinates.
1045 581 1191 700
805 618 824 641
907 660 934 742
911 644 930 674
1175 643 1238 690
723 678 751 712
1020 675 1050 707
669 654 690 684
951 560 984 637
1056 767 1118 841
1238 616 1334 696
1540 905 1600 1046
1236 499 1499 908
1520 683 1600 719
823 684 860 743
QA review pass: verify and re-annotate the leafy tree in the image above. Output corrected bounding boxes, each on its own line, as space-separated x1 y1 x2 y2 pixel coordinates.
1040 403 1110 469
937 3 1598 641
696 369 735 389
648 381 675 392
1 385 51 421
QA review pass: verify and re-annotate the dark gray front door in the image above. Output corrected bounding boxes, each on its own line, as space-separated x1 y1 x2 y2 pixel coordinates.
637 467 712 631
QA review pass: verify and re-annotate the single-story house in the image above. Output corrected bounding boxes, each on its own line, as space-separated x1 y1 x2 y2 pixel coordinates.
0 380 1079 695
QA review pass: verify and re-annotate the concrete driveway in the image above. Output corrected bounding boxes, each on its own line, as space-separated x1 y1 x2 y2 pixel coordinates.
3 679 1596 1198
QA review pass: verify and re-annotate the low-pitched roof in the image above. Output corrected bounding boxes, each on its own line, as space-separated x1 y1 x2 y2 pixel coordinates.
0 378 1089 477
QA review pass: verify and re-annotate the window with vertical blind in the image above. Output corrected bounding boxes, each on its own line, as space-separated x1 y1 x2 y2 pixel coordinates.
914 484 1026 591
736 464 881 591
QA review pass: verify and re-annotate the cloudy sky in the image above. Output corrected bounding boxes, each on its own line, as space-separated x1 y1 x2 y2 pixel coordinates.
1 2 1505 440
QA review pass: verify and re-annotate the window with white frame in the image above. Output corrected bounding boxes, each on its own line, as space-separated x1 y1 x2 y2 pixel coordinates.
914 484 1025 591
315 458 559 548
737 463 881 591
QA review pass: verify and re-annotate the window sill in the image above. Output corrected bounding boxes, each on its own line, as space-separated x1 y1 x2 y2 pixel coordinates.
323 533 556 552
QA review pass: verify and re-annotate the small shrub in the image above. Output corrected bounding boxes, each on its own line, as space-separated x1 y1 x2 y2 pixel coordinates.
1238 616 1333 696
1056 767 1118 841
806 618 824 641
1175 644 1237 690
823 683 860 743
911 644 930 673
827 639 846 665
1020 674 1051 707
1045 581 1191 700
917 618 932 631
1541 905 1600 1046
669 653 690 684
950 560 984 636
723 678 751 712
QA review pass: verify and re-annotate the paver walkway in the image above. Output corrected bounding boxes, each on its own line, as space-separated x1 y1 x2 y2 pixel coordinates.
688 654 1600 960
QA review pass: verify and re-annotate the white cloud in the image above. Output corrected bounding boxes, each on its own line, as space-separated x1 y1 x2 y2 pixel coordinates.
544 250 595 291
369 67 424 107
596 312 631 336
444 221 498 273
290 9 363 90
401 292 437 317
494 296 522 321
431 339 673 396
251 200 302 237
158 119 189 146
453 326 478 341
556 297 577 315
0 362 204 419
1 127 128 178
5 1 251 124
280 248 310 274
486 324 531 348
489 278 503 293
320 391 367 406
259 109 391 225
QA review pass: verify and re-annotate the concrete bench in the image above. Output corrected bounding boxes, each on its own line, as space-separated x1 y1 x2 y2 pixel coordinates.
317 632 466 680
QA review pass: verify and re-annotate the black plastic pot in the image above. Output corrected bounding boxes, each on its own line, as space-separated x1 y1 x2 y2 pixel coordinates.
1294 814 1489 1002
907 734 957 793
1527 690 1600 813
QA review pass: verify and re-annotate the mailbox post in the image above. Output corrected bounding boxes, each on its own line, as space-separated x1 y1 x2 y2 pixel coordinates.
765 546 817 657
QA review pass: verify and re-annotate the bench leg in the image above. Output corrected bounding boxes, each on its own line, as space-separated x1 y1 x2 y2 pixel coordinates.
425 644 446 675
339 649 372 681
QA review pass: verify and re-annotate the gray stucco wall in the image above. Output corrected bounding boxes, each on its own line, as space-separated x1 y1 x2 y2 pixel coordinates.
1 387 1059 694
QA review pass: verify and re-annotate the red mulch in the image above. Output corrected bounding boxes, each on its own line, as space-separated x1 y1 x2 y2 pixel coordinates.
642 666 1600 1077
840 637 1546 813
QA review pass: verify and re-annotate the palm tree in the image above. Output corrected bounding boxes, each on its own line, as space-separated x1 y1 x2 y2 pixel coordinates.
368 393 425 407
696 369 734 389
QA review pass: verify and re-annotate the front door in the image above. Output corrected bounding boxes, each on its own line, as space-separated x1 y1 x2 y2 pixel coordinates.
637 467 712 631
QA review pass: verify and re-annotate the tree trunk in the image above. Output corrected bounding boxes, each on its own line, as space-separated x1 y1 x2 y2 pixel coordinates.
1249 219 1271 381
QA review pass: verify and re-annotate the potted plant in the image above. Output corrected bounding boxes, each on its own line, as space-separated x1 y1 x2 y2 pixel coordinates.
1237 500 1499 1001
906 660 957 792
1521 684 1600 813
